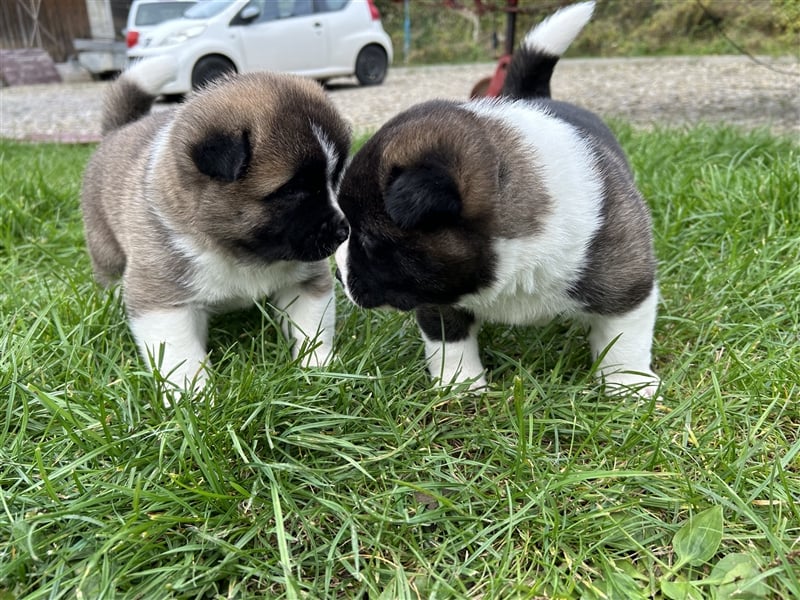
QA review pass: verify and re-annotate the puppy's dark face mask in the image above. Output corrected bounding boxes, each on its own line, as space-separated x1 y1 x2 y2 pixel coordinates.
237 154 349 263
335 153 495 311
189 128 350 264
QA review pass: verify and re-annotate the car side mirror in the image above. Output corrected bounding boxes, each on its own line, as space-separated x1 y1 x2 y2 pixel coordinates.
239 6 260 22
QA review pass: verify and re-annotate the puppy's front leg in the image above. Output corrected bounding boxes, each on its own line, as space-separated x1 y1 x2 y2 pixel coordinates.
587 285 660 397
128 306 210 393
416 306 486 390
273 273 336 368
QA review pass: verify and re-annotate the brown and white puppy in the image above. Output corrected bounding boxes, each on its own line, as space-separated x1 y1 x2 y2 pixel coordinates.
335 1 660 396
82 57 350 394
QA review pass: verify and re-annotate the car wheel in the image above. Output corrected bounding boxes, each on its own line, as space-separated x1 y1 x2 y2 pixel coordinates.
355 45 387 86
191 56 235 91
162 93 186 103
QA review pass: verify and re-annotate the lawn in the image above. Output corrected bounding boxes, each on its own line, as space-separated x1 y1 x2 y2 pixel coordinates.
0 124 798 599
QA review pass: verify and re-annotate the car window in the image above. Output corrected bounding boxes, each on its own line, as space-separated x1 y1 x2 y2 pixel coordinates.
134 2 196 26
277 0 313 18
314 0 348 12
184 0 234 19
243 0 313 22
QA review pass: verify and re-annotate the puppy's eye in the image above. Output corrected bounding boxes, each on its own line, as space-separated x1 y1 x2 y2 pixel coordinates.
358 233 378 257
361 232 392 261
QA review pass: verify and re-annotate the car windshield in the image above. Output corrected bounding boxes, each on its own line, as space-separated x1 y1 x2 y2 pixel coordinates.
135 2 196 26
184 0 235 19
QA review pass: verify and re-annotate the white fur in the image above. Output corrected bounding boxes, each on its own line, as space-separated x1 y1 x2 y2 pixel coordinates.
587 285 659 397
461 236 587 326
169 233 323 305
522 1 595 56
461 100 604 324
440 100 657 397
334 241 354 303
129 307 209 395
128 228 335 397
172 234 336 355
312 124 338 181
125 55 178 96
422 325 486 390
273 284 336 367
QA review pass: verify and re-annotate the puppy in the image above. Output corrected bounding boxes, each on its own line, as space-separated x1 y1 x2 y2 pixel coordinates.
335 1 660 397
81 57 350 394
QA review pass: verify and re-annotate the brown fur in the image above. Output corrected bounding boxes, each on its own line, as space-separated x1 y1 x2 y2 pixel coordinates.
81 67 351 391
82 72 349 315
374 101 552 238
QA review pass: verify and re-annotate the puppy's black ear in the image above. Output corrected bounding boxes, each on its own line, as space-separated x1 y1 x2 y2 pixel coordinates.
191 130 251 182
385 163 462 230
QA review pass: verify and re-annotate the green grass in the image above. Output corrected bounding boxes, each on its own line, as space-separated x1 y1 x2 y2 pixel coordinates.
0 124 798 599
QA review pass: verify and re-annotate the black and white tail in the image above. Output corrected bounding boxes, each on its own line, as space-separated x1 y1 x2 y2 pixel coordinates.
501 1 595 101
101 55 177 135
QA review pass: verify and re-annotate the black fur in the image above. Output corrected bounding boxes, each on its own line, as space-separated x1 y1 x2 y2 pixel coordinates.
191 130 252 182
416 305 475 342
232 157 348 263
385 162 462 230
100 79 158 135
500 47 559 100
336 124 496 310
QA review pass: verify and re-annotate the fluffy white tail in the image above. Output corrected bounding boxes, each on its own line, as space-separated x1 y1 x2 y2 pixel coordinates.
522 1 595 56
123 55 178 96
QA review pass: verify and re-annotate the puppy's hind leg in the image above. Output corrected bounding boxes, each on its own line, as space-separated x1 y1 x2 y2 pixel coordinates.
417 306 487 391
84 214 126 288
586 285 660 398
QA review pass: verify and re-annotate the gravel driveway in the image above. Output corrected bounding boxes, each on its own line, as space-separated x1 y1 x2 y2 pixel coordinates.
1 55 797 141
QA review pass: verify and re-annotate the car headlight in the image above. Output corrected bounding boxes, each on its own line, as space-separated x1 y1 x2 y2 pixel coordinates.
160 25 207 46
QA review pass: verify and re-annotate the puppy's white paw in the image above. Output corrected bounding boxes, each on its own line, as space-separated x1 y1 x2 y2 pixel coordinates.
297 342 334 369
423 332 486 393
433 372 488 393
601 370 660 398
465 374 489 393
159 361 210 407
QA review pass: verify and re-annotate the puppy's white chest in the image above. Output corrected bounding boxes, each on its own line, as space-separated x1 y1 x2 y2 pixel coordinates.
173 236 310 307
196 258 300 306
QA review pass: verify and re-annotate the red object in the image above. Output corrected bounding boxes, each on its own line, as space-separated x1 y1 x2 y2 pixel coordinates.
484 53 511 96
126 30 140 48
366 0 380 20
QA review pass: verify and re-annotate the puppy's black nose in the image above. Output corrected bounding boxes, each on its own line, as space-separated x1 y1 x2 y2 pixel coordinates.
334 268 342 283
334 221 349 245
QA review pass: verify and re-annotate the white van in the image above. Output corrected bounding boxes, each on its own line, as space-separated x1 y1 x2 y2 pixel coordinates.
127 0 393 97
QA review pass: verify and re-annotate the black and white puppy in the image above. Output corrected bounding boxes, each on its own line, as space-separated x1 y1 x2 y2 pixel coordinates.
82 57 350 394
335 1 660 396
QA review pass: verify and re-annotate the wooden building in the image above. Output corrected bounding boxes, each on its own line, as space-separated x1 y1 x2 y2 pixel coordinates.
0 0 133 63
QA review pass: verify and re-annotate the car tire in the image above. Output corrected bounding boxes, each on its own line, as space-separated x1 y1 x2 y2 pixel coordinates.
191 56 236 91
354 45 387 86
162 93 186 103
